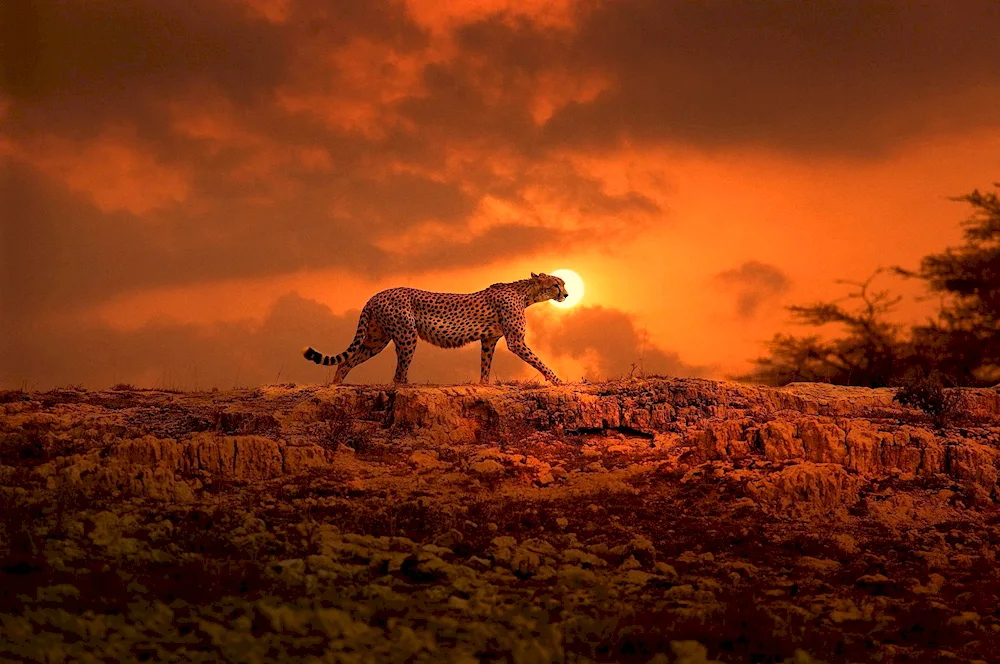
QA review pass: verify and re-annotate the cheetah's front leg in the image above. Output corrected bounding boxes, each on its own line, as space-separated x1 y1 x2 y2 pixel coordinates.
505 337 561 384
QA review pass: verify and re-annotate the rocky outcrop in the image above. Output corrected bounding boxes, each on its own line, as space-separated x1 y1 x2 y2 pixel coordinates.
309 379 1000 496
31 434 335 502
4 379 1000 663
5 379 1000 507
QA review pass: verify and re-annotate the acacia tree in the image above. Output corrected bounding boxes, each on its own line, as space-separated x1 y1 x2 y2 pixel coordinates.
743 183 1000 387
903 185 1000 385
740 271 914 386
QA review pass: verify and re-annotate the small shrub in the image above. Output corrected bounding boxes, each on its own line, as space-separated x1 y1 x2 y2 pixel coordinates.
893 370 963 428
313 402 391 459
314 403 356 452
0 419 83 467
0 486 42 562
0 389 29 404
110 383 137 391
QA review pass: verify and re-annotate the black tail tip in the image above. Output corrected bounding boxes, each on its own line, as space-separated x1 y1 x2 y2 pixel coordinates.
302 346 322 364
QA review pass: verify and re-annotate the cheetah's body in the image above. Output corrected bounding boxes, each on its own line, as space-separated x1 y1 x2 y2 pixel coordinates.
304 273 568 384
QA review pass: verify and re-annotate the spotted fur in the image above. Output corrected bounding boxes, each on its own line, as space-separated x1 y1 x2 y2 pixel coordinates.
303 272 568 384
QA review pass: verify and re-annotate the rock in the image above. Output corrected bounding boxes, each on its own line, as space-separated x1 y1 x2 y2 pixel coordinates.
757 421 803 461
562 549 606 568
282 445 333 473
622 570 655 586
670 640 725 664
510 547 541 576
618 555 641 571
676 551 715 564
654 562 679 582
796 556 840 573
746 463 863 515
691 420 753 459
831 533 859 555
432 529 464 549
784 650 829 664
911 573 945 595
798 419 847 464
947 441 1000 487
947 611 980 626
274 558 307 584
557 565 598 587
409 450 441 472
856 573 893 589
470 459 504 476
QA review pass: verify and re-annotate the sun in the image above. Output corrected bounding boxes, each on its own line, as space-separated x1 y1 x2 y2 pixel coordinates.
549 268 584 308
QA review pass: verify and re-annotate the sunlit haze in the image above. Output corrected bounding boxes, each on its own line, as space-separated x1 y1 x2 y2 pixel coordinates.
2 1 999 388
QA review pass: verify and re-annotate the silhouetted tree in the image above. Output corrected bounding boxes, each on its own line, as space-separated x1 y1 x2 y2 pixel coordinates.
740 270 914 386
902 184 1000 385
743 183 1000 387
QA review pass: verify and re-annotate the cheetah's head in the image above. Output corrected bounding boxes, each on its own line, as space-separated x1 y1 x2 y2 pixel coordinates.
530 272 568 303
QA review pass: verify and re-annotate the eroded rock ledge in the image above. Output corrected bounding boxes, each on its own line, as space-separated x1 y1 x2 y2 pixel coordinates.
321 378 1000 488
4 378 998 506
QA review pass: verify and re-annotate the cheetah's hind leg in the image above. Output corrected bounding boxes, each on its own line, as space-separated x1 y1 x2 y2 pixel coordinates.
333 323 391 384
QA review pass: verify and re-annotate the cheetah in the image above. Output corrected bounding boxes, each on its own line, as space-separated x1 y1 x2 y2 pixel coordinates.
303 272 568 385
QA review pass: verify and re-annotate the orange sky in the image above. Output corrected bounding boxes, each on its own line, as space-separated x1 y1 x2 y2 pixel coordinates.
2 0 1000 389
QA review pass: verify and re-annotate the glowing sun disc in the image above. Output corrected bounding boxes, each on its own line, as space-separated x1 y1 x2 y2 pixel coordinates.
550 268 584 308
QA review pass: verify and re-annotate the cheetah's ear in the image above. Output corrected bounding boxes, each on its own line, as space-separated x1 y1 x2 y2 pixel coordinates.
530 272 538 278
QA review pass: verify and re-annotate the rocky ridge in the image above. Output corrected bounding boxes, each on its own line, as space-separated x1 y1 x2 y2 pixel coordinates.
1 379 999 663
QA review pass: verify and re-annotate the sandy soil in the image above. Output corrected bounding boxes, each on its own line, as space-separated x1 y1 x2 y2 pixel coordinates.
1 379 999 663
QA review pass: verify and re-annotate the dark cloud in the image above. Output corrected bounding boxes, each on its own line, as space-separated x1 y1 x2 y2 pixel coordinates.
715 260 791 318
4 158 637 322
0 162 389 319
571 1 1000 154
1 0 289 140
427 1 1000 156
532 305 711 380
348 172 478 228
403 223 588 273
0 0 425 139
1 1 668 321
4 0 997 378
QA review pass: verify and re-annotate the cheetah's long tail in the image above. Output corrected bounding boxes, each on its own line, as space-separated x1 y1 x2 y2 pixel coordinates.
303 308 370 366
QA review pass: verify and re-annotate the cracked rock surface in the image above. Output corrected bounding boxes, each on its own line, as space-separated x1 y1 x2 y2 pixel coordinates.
2 379 1000 663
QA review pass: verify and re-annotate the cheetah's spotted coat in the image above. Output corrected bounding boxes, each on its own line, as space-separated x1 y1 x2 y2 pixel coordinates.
303 273 568 384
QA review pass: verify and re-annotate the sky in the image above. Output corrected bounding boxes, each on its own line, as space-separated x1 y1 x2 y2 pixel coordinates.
2 0 1000 389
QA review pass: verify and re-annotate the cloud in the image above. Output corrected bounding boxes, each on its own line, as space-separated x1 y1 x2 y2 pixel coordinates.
4 0 998 392
548 1 1000 156
715 260 791 318
531 305 711 380
408 2 1000 157
0 0 291 138
0 162 391 319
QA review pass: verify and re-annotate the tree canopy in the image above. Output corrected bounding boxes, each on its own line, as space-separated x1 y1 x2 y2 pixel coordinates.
743 183 1000 387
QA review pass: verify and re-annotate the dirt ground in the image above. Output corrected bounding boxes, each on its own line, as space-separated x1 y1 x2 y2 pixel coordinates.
1 379 999 663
